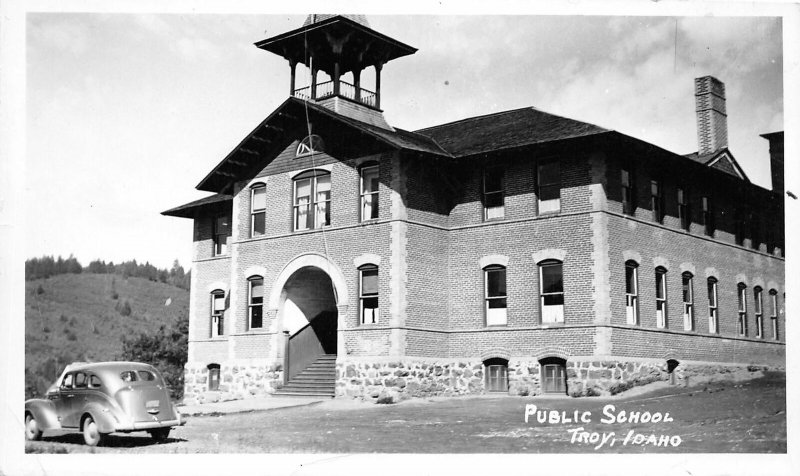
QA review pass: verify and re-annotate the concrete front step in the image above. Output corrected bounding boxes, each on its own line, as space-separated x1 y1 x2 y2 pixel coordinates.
274 354 338 397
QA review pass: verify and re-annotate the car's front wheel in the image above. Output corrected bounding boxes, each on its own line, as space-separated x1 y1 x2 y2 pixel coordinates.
24 413 43 441
149 427 170 443
82 415 105 446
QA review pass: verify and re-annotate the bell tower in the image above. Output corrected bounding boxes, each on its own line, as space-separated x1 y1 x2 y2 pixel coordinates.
255 14 416 130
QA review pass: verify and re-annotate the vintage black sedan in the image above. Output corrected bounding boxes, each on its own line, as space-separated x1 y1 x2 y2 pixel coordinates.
24 362 184 446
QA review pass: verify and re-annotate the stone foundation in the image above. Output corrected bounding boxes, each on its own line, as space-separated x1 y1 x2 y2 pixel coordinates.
183 360 283 405
336 358 776 402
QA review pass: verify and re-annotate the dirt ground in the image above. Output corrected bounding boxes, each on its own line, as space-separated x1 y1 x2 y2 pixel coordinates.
25 371 785 454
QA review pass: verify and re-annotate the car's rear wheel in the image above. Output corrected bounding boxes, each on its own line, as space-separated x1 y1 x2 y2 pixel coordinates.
24 413 43 441
82 415 105 447
149 427 170 443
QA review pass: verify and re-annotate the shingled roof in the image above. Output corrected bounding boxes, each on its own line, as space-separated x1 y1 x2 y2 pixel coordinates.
162 193 232 218
414 107 610 158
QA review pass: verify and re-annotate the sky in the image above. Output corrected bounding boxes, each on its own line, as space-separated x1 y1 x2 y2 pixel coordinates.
24 10 785 271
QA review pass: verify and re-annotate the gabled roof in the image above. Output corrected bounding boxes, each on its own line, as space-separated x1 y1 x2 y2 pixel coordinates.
683 147 750 182
195 97 450 193
414 107 610 158
161 193 232 218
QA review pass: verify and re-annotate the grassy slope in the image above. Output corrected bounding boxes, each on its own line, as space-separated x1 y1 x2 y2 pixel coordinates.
25 273 189 397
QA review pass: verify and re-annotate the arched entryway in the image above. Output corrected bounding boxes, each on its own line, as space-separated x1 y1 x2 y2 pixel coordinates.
279 266 338 381
540 357 567 394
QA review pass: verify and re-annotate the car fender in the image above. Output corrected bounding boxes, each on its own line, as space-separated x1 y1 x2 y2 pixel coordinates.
24 399 61 431
80 403 119 434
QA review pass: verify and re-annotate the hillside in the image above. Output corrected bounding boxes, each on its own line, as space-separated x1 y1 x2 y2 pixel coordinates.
25 273 190 398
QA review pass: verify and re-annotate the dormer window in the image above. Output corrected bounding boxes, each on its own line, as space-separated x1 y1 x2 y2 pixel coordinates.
296 134 325 157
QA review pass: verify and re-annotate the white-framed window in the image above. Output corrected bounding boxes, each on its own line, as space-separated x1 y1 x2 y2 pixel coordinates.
296 134 324 157
621 168 634 215
539 260 564 323
708 277 718 334
248 276 264 329
625 260 639 325
754 286 763 338
210 290 226 338
655 267 667 328
251 183 266 237
213 215 231 256
360 164 379 221
293 170 331 231
483 167 504 220
359 264 379 324
538 161 561 214
682 272 694 331
651 180 663 224
769 289 779 340
737 283 748 336
484 265 507 326
677 187 690 231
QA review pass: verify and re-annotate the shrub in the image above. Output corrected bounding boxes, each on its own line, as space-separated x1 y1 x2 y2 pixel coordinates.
59 314 68 323
66 331 77 341
120 310 188 400
117 300 132 316
111 291 119 300
35 284 45 295
43 326 50 333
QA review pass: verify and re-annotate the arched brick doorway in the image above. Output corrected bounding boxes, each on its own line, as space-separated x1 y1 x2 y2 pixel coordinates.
279 266 338 381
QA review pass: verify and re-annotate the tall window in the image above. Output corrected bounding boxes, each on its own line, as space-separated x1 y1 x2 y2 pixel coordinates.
213 215 231 256
359 264 379 324
769 289 779 340
707 277 718 334
540 260 564 323
248 276 264 329
625 261 639 325
251 184 266 237
737 283 748 336
210 290 226 338
484 265 507 326
360 164 379 221
538 161 561 214
754 286 763 338
621 168 635 215
734 208 746 246
655 267 668 328
682 272 694 331
651 180 663 223
293 170 331 230
677 188 690 231
483 167 504 220
702 196 714 236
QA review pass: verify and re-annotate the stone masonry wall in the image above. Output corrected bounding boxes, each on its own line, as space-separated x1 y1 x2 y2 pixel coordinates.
334 358 778 403
183 360 283 405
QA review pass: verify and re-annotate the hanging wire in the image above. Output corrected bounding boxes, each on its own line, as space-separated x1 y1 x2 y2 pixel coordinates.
302 23 339 307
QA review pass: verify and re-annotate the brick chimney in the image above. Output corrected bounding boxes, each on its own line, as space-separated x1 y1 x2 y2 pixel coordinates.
760 131 784 194
694 76 728 155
